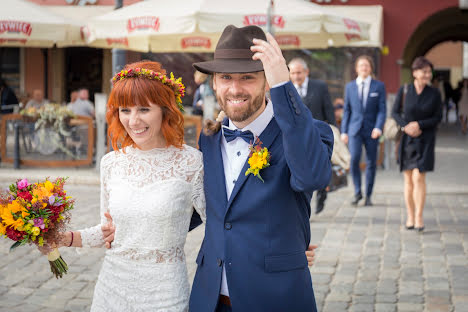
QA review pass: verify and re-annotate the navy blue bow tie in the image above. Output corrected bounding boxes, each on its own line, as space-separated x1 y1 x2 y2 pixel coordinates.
223 128 255 143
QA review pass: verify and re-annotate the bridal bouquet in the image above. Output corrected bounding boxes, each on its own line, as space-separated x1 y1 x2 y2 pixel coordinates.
0 178 74 278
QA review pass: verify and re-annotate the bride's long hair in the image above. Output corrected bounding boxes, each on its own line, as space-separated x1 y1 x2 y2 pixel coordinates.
106 61 184 151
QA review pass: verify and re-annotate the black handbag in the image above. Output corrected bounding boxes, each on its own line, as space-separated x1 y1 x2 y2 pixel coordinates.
328 165 348 192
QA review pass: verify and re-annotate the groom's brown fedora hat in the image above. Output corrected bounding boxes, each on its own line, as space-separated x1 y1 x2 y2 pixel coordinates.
193 25 266 74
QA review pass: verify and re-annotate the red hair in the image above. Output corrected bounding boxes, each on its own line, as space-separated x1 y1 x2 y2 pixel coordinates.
106 61 184 151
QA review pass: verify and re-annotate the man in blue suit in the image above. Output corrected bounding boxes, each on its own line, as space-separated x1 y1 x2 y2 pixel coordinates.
190 25 333 312
341 55 386 206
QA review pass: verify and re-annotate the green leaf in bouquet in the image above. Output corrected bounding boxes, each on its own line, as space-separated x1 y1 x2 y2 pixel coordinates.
9 241 22 252
9 183 17 193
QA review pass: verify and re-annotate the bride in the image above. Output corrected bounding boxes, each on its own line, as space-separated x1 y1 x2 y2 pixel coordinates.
41 60 205 311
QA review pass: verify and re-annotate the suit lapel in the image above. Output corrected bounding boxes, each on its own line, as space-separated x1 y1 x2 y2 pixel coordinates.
364 79 377 111
206 119 228 212
225 117 281 214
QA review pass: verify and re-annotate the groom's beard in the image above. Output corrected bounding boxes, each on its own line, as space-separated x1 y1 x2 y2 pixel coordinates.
216 86 265 123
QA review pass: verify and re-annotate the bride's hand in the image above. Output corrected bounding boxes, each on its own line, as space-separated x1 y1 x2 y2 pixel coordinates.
102 211 115 249
36 242 55 255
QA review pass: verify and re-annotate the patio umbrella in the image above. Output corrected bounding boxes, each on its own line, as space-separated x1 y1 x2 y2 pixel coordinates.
198 0 371 49
83 0 370 52
45 5 114 47
0 0 77 48
83 0 201 52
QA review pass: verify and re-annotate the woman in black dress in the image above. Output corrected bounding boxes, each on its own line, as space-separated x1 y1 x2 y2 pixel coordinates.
392 57 442 231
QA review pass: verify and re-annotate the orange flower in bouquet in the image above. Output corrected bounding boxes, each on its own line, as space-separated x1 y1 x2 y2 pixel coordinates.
0 178 74 278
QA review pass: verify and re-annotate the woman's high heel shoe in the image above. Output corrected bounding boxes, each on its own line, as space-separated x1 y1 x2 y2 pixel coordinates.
405 225 415 230
415 226 424 232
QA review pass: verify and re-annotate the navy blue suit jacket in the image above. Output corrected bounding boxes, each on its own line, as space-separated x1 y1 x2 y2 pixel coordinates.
341 79 386 137
189 81 334 312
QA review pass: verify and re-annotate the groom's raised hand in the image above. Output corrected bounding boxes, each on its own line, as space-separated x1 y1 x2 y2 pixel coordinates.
251 33 290 87
102 211 115 249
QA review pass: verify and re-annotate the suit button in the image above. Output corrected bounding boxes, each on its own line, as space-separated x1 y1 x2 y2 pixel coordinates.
224 222 232 230
288 90 294 97
291 96 296 103
295 109 301 115
217 258 223 266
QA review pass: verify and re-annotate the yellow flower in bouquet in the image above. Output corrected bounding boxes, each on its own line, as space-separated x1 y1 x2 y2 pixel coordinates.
32 184 53 201
45 180 54 191
21 207 30 218
8 199 24 214
1 210 24 230
31 227 40 236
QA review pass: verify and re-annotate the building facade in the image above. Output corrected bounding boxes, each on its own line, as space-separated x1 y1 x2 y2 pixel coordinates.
1 0 466 105
314 0 466 93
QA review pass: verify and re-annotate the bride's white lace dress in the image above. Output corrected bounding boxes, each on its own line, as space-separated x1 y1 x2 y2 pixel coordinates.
78 145 206 312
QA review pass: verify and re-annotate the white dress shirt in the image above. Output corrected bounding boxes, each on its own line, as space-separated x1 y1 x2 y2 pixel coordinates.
293 76 309 98
219 100 274 296
356 75 371 109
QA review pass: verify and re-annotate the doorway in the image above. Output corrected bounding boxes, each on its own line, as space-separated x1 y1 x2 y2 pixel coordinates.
64 47 103 103
401 7 468 83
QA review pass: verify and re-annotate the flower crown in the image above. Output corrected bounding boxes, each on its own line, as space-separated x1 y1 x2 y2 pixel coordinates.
112 68 185 112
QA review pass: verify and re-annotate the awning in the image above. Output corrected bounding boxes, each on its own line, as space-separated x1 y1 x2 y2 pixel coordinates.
45 3 382 49
326 5 383 48
0 0 75 48
81 0 371 52
45 5 114 47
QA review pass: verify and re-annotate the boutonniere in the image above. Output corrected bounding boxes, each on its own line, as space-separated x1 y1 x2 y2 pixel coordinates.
245 138 271 183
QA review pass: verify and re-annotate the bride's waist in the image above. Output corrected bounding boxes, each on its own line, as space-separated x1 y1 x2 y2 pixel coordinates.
106 244 185 263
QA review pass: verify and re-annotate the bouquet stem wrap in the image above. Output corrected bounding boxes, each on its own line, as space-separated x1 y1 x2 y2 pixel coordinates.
47 248 68 278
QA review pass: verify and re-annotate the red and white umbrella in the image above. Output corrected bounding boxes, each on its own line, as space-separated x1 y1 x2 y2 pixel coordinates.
0 0 78 48
198 0 370 49
83 0 370 52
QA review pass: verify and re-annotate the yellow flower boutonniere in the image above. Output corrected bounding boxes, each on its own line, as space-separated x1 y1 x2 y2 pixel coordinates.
245 138 271 183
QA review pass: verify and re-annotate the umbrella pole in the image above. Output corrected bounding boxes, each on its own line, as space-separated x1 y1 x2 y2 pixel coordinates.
112 0 126 76
42 48 48 99
267 0 275 35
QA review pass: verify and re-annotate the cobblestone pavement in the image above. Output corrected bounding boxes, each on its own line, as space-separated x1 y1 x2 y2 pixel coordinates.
0 125 467 312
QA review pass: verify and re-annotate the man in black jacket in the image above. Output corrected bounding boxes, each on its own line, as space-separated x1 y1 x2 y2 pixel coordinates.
289 58 335 214
0 78 19 114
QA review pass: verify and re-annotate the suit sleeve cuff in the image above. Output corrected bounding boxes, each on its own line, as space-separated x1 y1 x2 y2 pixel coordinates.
271 81 289 89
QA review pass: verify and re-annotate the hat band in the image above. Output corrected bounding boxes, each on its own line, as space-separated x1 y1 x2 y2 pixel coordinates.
214 49 254 59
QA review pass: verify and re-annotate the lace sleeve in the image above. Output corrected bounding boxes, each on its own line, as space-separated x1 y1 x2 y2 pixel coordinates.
191 164 206 223
78 155 110 248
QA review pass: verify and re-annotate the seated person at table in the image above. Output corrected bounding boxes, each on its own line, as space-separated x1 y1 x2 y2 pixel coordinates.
25 89 48 109
67 88 95 118
68 90 79 107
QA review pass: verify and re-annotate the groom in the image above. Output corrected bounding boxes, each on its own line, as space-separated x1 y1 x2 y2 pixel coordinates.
189 25 333 312
102 25 333 311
